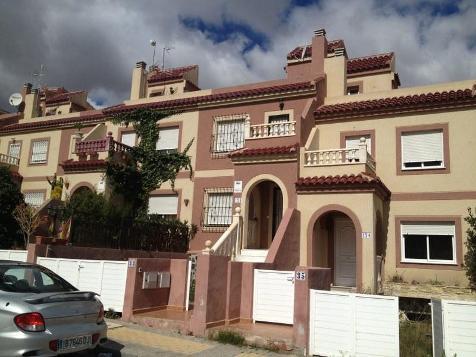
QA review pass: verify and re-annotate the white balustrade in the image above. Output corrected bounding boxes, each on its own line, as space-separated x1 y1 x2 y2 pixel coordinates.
304 141 376 170
248 121 296 139
0 153 19 166
208 207 243 258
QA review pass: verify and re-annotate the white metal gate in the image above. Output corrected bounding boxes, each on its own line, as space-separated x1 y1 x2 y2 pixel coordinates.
0 250 28 262
432 299 476 357
252 269 294 324
37 257 128 312
309 290 399 357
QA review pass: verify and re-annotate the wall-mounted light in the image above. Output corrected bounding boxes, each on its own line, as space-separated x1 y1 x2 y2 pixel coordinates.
279 100 284 111
184 198 190 207
11 137 16 143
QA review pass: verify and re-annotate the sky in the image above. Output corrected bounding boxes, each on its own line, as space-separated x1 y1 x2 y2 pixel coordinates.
0 0 475 111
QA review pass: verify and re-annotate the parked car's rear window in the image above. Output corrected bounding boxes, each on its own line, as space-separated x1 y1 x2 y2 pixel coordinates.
0 265 76 293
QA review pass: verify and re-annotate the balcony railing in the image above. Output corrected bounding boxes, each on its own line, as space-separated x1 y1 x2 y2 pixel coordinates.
75 135 133 155
0 153 19 166
304 141 376 171
247 121 296 139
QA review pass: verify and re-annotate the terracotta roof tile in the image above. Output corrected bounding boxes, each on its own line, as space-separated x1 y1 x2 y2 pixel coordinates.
296 173 390 198
287 40 345 60
60 159 107 172
0 111 105 133
148 65 198 84
315 88 476 120
45 90 85 105
229 144 299 158
347 53 393 74
105 81 315 115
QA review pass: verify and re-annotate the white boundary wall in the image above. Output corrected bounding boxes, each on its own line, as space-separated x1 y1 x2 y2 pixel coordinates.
309 290 399 357
0 250 28 262
432 299 476 357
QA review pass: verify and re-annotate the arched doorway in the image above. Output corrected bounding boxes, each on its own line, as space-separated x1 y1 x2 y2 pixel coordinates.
245 180 283 249
312 210 358 288
70 184 93 198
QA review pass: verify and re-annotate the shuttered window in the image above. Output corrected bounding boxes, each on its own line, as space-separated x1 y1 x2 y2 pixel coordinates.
30 140 49 164
203 189 233 226
401 130 444 169
401 222 456 264
213 119 245 153
24 191 45 207
156 127 179 152
121 132 136 147
345 135 371 154
148 194 178 219
8 142 21 158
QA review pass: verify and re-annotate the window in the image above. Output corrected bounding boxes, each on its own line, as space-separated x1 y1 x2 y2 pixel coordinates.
347 85 360 95
345 135 371 154
401 130 444 170
156 127 179 153
203 189 233 227
268 114 290 136
148 194 178 219
8 142 21 158
121 132 137 147
213 118 245 154
30 139 49 164
401 222 456 264
24 191 45 207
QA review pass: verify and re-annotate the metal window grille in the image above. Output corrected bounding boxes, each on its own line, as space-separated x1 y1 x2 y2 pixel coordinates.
201 188 233 229
211 119 245 156
8 143 21 159
24 191 44 207
31 140 48 164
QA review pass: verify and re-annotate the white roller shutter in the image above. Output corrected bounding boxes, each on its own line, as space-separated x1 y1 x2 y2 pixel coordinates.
148 195 178 215
401 131 443 164
401 222 455 236
156 127 179 151
345 135 371 154
121 132 136 147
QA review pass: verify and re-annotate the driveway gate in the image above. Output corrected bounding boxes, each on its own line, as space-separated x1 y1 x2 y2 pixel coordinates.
252 269 295 324
37 257 128 312
309 290 399 356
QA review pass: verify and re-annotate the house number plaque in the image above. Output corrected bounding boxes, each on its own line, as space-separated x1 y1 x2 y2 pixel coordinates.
295 271 306 280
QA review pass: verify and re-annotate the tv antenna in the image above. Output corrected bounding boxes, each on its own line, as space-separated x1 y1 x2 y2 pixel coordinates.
32 64 47 89
150 40 157 69
162 46 174 69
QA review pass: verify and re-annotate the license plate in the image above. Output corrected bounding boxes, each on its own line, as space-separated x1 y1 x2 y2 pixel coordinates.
58 334 92 352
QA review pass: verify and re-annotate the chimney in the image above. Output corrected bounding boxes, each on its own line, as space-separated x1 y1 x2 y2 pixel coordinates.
324 45 347 97
130 61 147 100
311 28 327 76
24 88 40 119
17 83 33 113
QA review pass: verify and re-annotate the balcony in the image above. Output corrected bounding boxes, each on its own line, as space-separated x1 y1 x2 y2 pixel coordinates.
246 121 296 139
302 139 376 176
0 153 20 167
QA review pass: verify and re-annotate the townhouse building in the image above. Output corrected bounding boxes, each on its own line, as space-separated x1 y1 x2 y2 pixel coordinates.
1 29 475 293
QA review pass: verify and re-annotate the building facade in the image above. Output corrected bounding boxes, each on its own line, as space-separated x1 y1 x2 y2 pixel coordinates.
1 29 475 293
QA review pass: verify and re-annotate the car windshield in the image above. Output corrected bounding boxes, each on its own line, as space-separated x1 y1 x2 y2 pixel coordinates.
0 264 76 294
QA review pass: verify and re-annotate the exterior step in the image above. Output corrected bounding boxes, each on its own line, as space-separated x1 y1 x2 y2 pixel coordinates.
330 285 357 293
235 249 268 262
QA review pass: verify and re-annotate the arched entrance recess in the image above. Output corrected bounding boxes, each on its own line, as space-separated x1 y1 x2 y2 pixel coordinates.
307 205 362 289
241 175 288 250
70 182 94 197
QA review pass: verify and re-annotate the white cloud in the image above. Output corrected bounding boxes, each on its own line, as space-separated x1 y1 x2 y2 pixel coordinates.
0 0 475 110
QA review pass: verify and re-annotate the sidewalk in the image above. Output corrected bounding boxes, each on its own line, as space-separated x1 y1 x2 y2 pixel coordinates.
95 319 300 357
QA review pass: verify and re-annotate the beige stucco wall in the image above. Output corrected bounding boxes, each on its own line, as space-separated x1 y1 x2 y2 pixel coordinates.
324 56 346 98
315 108 476 193
347 72 394 94
386 199 474 286
298 192 377 292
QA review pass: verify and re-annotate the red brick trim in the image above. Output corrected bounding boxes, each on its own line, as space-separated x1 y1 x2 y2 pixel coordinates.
395 216 463 270
395 123 450 176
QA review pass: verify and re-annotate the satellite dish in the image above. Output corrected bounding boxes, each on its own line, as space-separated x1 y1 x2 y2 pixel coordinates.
9 93 23 107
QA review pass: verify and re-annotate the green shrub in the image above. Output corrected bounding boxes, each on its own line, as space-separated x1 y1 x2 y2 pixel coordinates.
0 166 23 248
464 208 476 290
212 330 245 346
400 320 432 357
